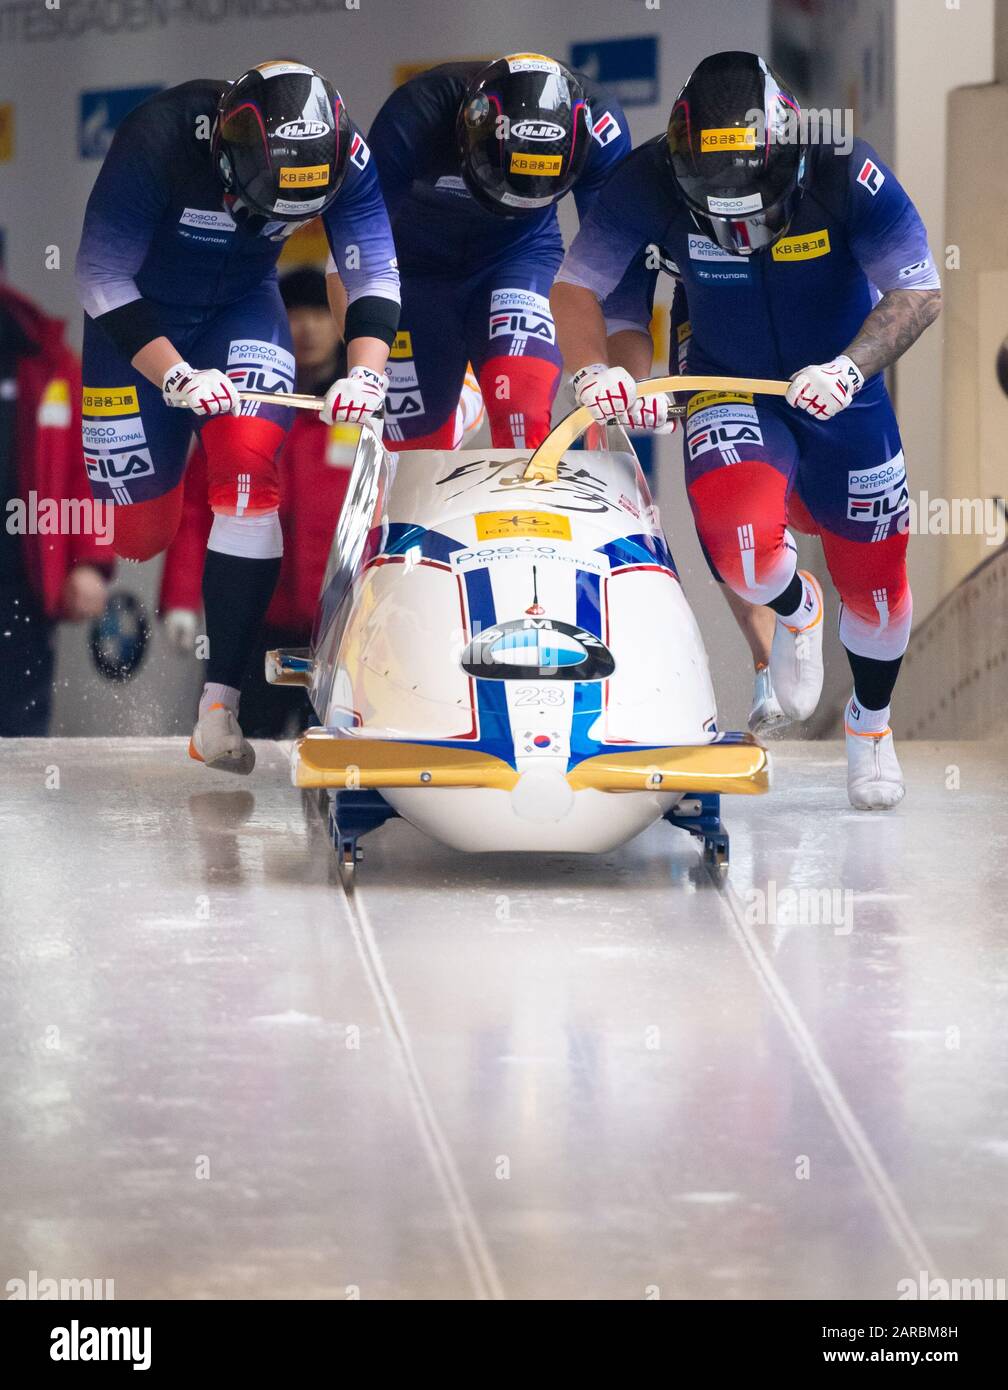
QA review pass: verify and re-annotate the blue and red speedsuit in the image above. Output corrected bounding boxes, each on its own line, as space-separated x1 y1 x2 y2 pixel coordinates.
75 79 399 561
559 135 941 667
365 62 630 450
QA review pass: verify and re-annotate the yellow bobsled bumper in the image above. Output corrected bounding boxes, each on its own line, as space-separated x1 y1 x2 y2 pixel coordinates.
291 731 770 795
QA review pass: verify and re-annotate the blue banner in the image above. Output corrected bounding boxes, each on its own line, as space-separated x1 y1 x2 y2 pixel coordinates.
570 36 660 108
78 86 162 160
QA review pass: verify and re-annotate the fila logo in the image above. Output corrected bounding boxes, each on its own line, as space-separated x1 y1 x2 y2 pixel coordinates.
592 111 621 147
84 450 154 481
386 390 425 418
489 311 555 343
349 132 370 171
687 423 763 462
848 489 908 522
857 158 886 195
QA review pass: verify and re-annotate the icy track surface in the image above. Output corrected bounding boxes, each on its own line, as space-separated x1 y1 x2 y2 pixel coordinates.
1 737 1006 1300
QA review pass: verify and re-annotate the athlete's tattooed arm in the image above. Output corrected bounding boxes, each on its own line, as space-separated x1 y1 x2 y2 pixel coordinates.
844 288 942 380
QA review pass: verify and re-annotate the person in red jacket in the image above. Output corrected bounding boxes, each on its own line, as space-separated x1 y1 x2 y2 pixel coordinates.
1 280 113 735
160 268 352 736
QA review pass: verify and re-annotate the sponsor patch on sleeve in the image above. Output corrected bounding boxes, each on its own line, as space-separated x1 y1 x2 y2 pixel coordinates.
856 158 886 195
591 111 621 147
349 132 370 171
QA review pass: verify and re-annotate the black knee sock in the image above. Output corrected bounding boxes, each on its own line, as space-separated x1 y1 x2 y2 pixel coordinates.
202 549 281 690
766 570 804 617
846 650 903 710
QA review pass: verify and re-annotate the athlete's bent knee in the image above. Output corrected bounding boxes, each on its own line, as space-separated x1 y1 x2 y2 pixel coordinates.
688 460 795 605
111 482 184 562
479 355 559 449
824 531 912 660
202 415 285 516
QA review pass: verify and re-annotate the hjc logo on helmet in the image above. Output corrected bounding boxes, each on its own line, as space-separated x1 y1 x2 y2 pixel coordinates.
275 119 330 139
510 120 566 141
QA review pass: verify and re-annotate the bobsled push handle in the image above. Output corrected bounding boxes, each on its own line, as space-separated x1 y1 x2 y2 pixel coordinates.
523 374 791 483
238 389 326 411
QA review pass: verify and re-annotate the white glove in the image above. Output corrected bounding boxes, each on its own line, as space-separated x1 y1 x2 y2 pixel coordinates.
786 355 864 420
163 608 199 653
321 365 387 426
162 361 240 417
622 392 677 434
572 363 637 422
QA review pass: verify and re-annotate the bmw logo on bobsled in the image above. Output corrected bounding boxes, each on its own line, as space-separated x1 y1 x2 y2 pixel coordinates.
265 407 770 883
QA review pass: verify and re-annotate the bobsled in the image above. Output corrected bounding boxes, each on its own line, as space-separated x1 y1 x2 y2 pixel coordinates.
265 380 773 883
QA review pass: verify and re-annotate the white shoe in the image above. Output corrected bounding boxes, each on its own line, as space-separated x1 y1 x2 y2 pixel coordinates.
188 703 255 776
748 665 792 737
770 570 824 722
845 702 904 810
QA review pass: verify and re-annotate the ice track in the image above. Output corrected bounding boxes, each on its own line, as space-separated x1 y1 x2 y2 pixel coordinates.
1 737 1006 1299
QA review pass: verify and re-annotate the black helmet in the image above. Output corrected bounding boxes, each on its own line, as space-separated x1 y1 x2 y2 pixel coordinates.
213 60 352 224
457 54 592 217
666 51 811 255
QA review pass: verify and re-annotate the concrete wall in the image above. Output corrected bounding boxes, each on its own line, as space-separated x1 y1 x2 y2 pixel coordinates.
779 0 997 736
893 0 996 620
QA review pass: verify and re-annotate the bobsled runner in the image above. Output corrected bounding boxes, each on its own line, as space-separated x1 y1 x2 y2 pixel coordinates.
263 376 778 886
